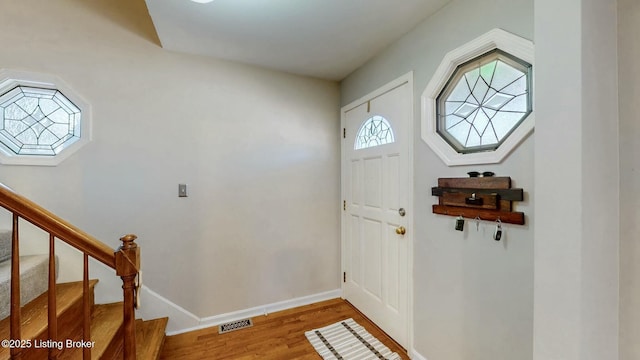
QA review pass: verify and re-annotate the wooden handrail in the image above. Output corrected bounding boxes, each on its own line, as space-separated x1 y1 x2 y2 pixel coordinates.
0 183 115 268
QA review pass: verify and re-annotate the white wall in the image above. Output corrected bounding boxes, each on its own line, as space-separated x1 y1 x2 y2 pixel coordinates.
619 0 640 358
341 0 534 359
533 0 619 359
0 0 341 328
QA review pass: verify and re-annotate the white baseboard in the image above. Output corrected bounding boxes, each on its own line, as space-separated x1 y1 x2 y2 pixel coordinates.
135 285 342 335
410 348 428 360
188 289 343 336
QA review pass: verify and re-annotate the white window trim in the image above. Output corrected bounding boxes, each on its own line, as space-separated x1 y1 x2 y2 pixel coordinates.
0 69 92 166
421 28 534 166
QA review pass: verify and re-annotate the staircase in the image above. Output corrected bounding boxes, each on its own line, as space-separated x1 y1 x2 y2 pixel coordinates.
0 279 168 359
0 183 168 359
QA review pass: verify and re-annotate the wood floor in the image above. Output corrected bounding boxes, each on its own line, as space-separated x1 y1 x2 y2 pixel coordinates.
160 298 408 359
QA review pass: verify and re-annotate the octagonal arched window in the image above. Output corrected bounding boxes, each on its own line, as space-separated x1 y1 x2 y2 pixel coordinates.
437 49 532 153
422 29 534 166
0 70 91 166
0 86 81 156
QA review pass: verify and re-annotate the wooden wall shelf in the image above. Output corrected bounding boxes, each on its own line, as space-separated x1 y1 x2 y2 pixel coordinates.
432 176 525 225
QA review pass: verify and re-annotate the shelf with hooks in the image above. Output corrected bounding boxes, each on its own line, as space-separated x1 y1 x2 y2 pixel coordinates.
431 176 525 225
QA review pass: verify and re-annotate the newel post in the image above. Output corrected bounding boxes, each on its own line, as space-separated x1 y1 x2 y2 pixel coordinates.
115 234 140 360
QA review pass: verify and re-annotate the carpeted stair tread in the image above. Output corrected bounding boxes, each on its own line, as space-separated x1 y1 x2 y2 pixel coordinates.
0 230 10 263
0 280 98 360
136 317 168 360
0 254 51 320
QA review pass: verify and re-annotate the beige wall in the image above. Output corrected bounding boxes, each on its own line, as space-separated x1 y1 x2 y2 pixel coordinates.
619 0 640 358
341 0 535 358
0 0 341 327
534 0 619 358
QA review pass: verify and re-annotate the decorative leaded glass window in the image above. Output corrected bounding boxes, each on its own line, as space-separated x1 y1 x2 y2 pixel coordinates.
354 115 395 150
0 70 91 166
421 29 535 166
0 86 81 156
436 49 532 153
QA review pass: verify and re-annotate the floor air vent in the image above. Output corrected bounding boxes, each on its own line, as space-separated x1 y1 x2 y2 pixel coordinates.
218 318 254 334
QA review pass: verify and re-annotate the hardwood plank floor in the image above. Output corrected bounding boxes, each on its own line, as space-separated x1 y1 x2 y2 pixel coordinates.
160 298 408 359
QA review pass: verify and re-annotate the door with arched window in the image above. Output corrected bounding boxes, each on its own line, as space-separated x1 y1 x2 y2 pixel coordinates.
341 75 412 348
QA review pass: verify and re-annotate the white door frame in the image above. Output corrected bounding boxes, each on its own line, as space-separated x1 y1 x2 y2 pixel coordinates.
340 71 414 351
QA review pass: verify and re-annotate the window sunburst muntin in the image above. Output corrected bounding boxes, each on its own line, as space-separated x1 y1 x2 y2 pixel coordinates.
354 115 395 150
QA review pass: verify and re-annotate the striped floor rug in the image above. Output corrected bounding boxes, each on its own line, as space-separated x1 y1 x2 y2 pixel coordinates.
305 318 401 360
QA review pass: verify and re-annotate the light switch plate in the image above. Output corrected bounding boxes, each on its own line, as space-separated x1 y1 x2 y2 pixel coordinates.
178 184 188 197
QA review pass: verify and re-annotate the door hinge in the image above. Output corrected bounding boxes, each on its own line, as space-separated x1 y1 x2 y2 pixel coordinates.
343 128 346 139
343 272 346 283
343 200 346 211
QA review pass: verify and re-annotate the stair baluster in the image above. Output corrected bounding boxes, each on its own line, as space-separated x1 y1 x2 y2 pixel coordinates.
48 234 58 360
83 254 91 360
10 214 21 360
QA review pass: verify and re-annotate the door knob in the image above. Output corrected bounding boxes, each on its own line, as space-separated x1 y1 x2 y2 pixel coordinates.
395 226 406 235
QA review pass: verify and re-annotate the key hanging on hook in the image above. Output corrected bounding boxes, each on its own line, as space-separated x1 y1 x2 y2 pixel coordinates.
455 215 465 231
493 218 502 241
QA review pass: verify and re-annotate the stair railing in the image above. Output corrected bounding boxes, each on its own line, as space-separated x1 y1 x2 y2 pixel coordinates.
0 183 140 360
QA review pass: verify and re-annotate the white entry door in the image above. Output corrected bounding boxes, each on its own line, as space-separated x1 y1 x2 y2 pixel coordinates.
342 76 412 348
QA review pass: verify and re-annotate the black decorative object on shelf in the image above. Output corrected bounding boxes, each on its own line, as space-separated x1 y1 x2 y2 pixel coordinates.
431 176 525 225
467 171 480 177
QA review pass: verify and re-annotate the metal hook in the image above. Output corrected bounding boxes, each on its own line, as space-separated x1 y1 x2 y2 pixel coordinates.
475 215 481 231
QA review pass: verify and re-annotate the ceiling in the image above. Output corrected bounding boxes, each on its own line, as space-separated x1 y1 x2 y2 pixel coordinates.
144 0 450 81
